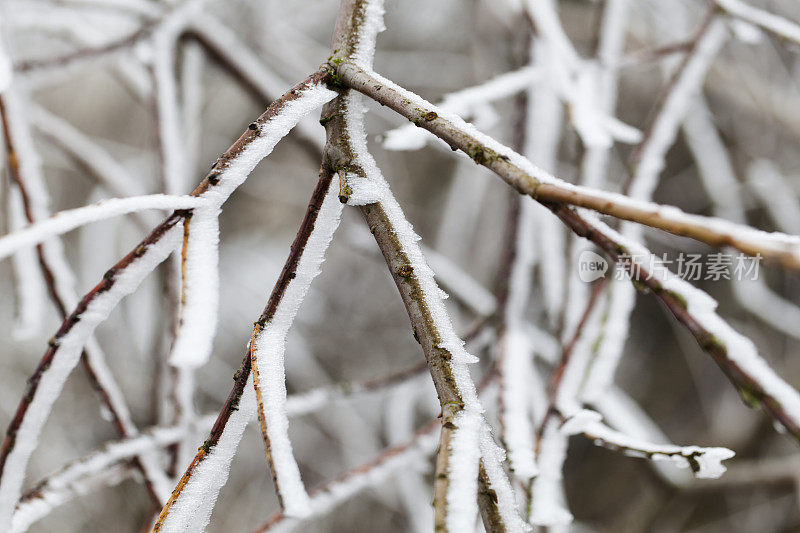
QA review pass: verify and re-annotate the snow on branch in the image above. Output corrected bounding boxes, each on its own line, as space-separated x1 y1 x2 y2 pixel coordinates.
0 74 336 532
250 171 343 517
562 410 735 479
323 2 526 529
11 422 194 533
0 222 183 531
167 205 220 369
0 194 207 261
15 360 436 532
329 86 528 532
12 465 131 533
715 0 800 46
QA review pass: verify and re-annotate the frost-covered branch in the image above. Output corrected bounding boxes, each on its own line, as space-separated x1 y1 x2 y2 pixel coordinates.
0 194 206 260
323 1 525 531
381 66 540 152
0 89 173 517
250 171 342 517
150 165 340 531
561 410 735 479
555 207 800 441
331 61 800 270
715 0 800 46
0 71 335 533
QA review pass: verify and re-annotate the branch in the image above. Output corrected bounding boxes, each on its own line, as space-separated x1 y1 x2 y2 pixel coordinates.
554 207 800 441
322 2 526 531
250 169 342 517
0 71 335 532
0 195 205 260
561 410 735 479
332 61 800 271
715 0 800 46
151 166 338 531
0 89 173 513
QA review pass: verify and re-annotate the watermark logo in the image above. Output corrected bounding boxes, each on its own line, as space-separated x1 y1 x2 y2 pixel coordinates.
575 250 762 283
578 250 608 282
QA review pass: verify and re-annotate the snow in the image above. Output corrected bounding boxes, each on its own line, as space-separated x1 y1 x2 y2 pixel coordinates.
716 0 800 45
11 421 189 532
344 91 481 374
168 205 221 368
500 328 538 481
478 424 532 532
342 48 521 522
251 172 344 517
342 95 497 531
528 419 573 526
684 105 800 342
0 225 183 532
348 0 386 69
0 195 206 262
158 376 257 533
11 465 130 533
197 83 336 209
444 411 482 532
6 186 46 340
562 409 735 479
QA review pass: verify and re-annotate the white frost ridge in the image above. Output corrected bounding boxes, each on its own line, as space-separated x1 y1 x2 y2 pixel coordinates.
251 172 344 517
0 195 207 262
562 410 735 479
168 205 221 369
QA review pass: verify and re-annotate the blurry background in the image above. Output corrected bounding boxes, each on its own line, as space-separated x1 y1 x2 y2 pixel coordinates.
2 0 800 531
